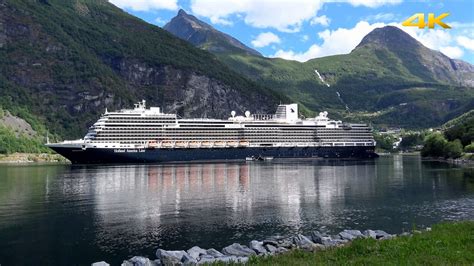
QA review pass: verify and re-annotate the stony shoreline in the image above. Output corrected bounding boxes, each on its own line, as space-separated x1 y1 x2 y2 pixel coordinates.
92 228 419 266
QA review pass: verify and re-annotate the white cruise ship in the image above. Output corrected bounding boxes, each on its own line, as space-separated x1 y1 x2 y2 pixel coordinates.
46 100 377 163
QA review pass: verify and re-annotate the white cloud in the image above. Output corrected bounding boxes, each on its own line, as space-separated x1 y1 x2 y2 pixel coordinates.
154 17 166 26
109 0 178 11
191 0 324 32
310 15 331 27
251 32 281 48
273 21 385 61
301 35 310 42
440 46 464 59
364 12 396 22
457 36 474 52
343 0 402 8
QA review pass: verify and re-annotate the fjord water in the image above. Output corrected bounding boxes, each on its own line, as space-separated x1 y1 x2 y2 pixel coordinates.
0 155 473 265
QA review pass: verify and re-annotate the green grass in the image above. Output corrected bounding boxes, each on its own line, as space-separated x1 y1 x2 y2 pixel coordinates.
248 221 474 265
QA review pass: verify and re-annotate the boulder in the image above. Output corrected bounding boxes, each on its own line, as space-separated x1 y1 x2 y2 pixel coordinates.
293 234 315 250
156 249 187 265
262 240 279 247
363 230 377 239
196 256 215 265
280 239 294 249
320 236 348 247
187 246 207 260
310 231 325 244
374 230 392 239
181 253 197 265
222 243 256 257
205 248 224 258
264 244 278 254
92 262 110 266
276 247 288 253
249 240 267 254
339 230 363 241
127 256 155 266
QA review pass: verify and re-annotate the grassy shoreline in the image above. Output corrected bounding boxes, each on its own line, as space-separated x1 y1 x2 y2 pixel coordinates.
0 152 69 164
249 221 474 265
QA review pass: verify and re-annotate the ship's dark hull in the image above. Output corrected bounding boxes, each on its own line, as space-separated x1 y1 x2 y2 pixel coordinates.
49 146 378 164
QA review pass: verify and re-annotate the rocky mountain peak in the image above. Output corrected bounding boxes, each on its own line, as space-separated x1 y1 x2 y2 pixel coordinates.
164 10 261 56
355 26 422 51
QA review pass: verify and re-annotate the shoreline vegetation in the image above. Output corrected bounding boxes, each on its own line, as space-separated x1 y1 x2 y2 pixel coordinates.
96 221 474 266
0 152 68 164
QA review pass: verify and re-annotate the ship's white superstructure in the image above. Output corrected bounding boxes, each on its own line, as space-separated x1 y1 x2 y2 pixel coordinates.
66 100 375 150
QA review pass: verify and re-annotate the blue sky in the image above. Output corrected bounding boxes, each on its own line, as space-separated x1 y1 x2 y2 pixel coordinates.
109 0 474 63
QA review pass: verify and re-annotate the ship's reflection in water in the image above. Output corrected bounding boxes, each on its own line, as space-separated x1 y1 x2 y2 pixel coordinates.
0 157 473 265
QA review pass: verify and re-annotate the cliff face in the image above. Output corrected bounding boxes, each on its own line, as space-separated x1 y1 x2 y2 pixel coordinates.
0 0 280 138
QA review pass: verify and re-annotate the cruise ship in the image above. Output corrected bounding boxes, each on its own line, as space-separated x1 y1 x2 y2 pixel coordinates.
46 100 378 164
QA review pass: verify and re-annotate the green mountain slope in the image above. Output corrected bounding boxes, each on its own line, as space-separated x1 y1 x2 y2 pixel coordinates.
0 0 284 139
164 12 474 129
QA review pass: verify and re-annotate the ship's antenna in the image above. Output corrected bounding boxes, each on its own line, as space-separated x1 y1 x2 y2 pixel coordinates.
46 131 50 144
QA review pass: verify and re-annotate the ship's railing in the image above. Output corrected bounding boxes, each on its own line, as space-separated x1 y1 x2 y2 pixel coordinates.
144 140 375 149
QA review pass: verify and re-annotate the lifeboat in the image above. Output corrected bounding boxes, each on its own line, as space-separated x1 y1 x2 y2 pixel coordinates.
189 141 201 148
239 141 250 147
214 141 226 147
148 140 159 149
228 141 239 147
201 141 212 147
175 141 188 148
161 141 174 148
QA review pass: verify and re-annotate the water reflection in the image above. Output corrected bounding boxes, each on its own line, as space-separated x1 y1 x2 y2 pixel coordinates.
0 157 473 265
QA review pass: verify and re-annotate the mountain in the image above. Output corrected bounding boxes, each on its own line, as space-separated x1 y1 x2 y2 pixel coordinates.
164 11 474 128
354 26 474 86
0 0 284 139
164 9 261 56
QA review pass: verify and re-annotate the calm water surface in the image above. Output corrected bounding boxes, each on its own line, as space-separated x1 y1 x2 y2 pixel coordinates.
0 155 473 265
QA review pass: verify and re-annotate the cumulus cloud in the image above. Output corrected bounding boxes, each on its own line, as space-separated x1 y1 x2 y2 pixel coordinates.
440 46 464 59
109 0 178 11
189 0 404 32
251 32 281 48
457 36 474 52
310 15 331 27
273 21 385 61
190 0 324 32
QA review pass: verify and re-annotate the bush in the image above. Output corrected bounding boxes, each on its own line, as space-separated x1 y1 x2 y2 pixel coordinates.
444 140 463 159
465 142 474 153
421 132 447 157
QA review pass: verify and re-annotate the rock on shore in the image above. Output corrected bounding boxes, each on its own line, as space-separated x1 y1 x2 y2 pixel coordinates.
93 228 401 265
